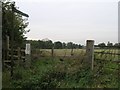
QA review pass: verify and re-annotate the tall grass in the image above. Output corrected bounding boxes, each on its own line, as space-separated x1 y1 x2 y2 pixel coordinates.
2 49 119 88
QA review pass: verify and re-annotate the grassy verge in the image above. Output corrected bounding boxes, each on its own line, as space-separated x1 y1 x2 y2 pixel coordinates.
2 55 119 89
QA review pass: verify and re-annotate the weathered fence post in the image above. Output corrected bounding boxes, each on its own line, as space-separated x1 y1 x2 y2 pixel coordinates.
25 43 31 68
86 40 94 70
71 43 74 56
51 47 54 57
71 47 73 56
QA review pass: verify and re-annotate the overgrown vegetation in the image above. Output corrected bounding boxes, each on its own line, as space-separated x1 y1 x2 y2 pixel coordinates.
2 0 29 48
2 51 119 89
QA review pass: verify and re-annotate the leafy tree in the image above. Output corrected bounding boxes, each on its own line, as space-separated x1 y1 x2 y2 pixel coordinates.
73 43 80 49
114 43 120 48
98 43 106 48
38 40 45 49
44 40 53 49
62 42 66 49
54 41 62 49
107 41 113 47
2 1 29 48
78 44 82 49
67 42 73 49
30 40 39 49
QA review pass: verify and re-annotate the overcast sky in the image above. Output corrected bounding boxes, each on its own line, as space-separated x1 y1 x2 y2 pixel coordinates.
14 0 118 45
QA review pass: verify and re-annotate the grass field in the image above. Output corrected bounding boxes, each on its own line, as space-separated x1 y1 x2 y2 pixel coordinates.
2 49 119 88
33 49 119 60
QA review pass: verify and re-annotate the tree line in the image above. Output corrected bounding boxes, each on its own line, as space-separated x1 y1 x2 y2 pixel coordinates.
97 41 120 49
27 40 120 49
27 40 83 49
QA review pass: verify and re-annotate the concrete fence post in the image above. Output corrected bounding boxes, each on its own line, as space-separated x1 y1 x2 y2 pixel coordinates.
25 43 31 68
86 40 94 70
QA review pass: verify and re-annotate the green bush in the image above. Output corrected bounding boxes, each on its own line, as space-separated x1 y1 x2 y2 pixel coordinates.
12 68 67 89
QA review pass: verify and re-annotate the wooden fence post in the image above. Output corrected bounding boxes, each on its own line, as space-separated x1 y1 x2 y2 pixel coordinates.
71 43 74 56
86 40 94 70
71 48 73 56
25 43 31 68
51 47 54 57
